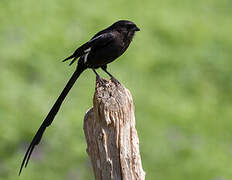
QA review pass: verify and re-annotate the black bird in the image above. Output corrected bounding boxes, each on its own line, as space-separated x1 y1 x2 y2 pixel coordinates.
19 20 140 175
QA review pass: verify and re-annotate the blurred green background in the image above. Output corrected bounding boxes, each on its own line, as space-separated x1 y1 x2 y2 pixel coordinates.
1 0 232 179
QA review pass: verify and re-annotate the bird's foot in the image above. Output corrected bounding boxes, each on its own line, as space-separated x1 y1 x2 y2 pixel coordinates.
96 76 106 86
110 76 120 86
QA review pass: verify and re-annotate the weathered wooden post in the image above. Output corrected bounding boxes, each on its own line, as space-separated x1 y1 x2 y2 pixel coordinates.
83 79 145 180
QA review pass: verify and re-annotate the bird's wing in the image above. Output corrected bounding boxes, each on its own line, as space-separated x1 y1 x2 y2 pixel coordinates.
88 32 114 47
63 33 114 65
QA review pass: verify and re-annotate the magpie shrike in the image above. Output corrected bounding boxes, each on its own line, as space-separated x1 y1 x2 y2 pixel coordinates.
19 20 140 175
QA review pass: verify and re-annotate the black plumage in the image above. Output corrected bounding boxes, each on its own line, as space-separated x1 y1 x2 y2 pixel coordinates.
19 20 140 175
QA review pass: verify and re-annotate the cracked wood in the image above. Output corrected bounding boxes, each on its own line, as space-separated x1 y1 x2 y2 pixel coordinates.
83 79 145 180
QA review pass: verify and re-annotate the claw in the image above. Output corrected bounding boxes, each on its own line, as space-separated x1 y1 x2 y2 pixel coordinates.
96 76 106 86
110 77 120 85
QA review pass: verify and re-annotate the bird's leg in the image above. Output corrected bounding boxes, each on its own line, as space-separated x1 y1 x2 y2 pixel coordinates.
92 68 105 85
101 65 120 85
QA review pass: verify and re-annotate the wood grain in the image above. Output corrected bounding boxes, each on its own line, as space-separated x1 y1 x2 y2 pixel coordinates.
83 79 145 180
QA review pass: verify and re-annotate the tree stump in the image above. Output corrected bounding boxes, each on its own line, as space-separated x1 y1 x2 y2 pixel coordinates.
83 79 145 180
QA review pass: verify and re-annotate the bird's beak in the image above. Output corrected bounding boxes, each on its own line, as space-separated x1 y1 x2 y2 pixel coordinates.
133 26 140 31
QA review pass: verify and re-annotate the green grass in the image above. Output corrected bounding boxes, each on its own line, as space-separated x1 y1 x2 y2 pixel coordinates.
0 0 232 179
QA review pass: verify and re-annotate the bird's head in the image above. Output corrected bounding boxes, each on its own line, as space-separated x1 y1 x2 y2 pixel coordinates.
110 20 140 39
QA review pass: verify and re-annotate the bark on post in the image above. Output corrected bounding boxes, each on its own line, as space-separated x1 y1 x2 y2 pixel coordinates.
83 79 145 180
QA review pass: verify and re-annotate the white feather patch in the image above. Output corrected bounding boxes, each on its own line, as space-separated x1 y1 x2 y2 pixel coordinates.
84 47 91 63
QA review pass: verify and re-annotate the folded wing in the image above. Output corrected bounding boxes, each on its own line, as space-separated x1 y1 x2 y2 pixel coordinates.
62 33 114 65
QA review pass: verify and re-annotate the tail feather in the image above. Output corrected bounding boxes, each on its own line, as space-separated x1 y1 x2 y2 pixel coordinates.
62 54 75 62
19 64 86 176
69 57 78 66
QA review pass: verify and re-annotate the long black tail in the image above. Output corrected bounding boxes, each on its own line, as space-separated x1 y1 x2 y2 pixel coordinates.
19 64 86 175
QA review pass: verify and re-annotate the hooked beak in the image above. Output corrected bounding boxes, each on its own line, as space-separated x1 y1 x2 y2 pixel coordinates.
133 26 140 31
